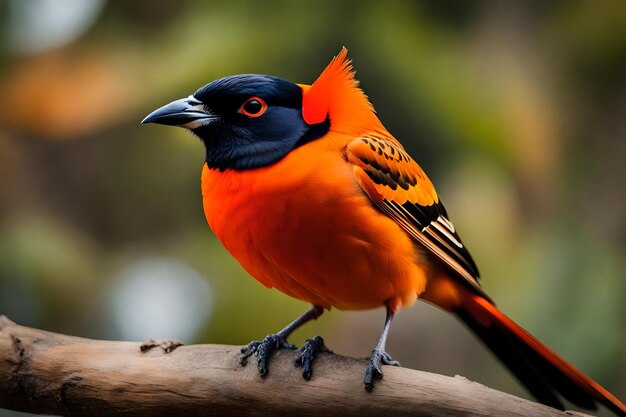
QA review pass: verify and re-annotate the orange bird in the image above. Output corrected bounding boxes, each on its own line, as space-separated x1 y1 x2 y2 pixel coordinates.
143 48 625 415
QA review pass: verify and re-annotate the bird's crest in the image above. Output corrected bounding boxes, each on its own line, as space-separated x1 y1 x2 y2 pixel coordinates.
301 48 381 133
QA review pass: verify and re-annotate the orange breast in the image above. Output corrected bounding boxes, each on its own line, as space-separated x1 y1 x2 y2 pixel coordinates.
201 139 430 310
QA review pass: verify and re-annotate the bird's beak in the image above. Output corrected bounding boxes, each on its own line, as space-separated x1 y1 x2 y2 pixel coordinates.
141 96 215 128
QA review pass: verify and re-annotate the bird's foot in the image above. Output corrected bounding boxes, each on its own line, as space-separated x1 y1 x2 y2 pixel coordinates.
239 333 296 376
140 338 184 354
363 349 400 392
294 335 332 380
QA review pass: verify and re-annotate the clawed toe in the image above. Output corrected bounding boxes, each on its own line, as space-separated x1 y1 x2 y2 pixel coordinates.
294 335 332 380
239 333 296 376
364 349 398 392
380 351 400 367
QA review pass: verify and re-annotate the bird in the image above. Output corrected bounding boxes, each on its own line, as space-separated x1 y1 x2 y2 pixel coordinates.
142 48 626 416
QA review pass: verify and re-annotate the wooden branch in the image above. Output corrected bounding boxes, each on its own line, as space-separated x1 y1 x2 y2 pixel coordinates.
0 315 592 417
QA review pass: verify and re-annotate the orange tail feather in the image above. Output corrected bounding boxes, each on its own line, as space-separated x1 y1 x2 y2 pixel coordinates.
455 294 626 416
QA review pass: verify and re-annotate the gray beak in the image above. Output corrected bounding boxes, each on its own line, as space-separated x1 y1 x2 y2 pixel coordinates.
141 96 214 128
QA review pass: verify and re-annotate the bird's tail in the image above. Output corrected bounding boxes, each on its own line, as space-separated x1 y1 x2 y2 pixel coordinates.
454 293 626 416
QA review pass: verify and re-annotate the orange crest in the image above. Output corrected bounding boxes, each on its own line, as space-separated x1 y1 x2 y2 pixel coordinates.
301 48 381 133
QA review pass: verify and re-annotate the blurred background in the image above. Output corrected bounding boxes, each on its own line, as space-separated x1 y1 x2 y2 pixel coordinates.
0 0 625 415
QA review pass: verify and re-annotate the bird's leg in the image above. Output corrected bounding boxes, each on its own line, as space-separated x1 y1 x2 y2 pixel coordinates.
240 305 324 376
294 335 332 380
364 306 400 392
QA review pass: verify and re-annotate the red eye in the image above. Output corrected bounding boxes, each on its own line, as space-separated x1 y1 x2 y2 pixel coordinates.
240 96 267 117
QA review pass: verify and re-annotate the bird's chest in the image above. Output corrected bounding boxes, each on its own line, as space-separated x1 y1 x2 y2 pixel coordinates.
200 155 356 261
203 175 303 256
199 150 425 310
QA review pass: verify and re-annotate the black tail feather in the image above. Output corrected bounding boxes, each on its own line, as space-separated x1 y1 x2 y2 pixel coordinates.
454 294 625 416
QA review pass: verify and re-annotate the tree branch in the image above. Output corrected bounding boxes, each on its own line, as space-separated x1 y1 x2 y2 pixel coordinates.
0 315 592 417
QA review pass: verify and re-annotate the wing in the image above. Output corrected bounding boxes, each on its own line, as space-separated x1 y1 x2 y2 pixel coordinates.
345 133 490 300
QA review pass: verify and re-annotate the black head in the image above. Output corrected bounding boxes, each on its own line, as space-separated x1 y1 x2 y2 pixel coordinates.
142 74 329 170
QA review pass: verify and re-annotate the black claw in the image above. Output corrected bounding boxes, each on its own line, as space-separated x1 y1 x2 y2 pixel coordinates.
239 333 296 376
294 336 332 380
363 349 398 392
239 340 260 365
380 351 400 367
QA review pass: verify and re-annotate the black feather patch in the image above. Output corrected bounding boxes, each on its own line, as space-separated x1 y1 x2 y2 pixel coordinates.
189 74 329 171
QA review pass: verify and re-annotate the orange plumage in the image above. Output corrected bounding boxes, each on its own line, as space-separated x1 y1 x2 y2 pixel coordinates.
201 135 428 311
202 48 436 311
144 48 626 415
